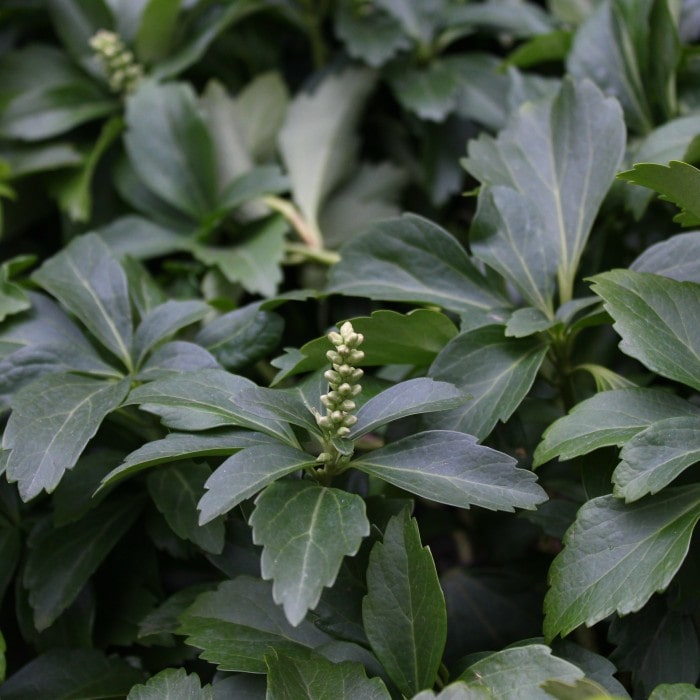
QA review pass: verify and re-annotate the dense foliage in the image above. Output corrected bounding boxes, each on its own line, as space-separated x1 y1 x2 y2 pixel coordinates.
1 0 700 697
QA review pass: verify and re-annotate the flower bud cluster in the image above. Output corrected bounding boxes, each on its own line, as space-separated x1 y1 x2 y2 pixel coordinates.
90 30 143 95
315 322 364 440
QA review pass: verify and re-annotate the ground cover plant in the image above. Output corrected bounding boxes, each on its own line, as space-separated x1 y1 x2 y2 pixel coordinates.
0 0 699 697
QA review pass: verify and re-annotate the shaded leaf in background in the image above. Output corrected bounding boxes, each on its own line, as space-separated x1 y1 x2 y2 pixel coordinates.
609 597 700 697
544 485 700 640
147 462 224 554
0 648 147 700
24 496 143 630
251 481 369 626
631 231 700 283
362 510 446 697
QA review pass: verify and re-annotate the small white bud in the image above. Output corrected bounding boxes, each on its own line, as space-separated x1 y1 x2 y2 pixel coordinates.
340 321 354 339
351 384 362 396
342 414 358 427
348 349 364 364
336 426 351 437
328 331 343 346
324 369 341 384
341 400 356 412
351 368 364 382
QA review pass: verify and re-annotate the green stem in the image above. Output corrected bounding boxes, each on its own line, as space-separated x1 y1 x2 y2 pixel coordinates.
263 195 324 250
285 242 340 266
301 0 328 68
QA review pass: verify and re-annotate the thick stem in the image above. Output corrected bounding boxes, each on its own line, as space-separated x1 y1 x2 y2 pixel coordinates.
263 195 324 250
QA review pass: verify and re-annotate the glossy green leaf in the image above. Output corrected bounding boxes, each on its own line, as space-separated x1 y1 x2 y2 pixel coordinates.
623 115 700 218
590 270 700 391
459 645 584 699
101 429 275 488
534 388 700 466
505 30 573 68
327 214 507 313
195 303 284 371
541 678 622 699
126 369 296 443
505 307 555 338
33 233 133 369
133 299 210 367
278 67 375 238
148 462 224 554
445 0 554 36
413 683 493 699
3 374 130 500
251 481 369 626
465 78 625 305
124 80 218 220
353 431 546 511
266 649 390 700
24 496 143 629
234 386 320 435
179 577 330 673
362 510 446 696
429 326 548 440
649 685 700 700
271 309 457 384
544 485 700 640
199 444 318 524
631 231 700 283
216 165 289 212
350 377 467 438
0 649 146 700
127 667 213 700
617 161 700 227
613 416 700 501
609 597 700 697
98 215 186 259
191 216 287 297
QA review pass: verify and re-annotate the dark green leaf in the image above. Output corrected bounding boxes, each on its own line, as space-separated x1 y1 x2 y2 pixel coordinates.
217 165 289 212
0 525 20 604
609 597 700 697
191 216 287 297
47 0 114 73
138 584 216 640
534 388 700 465
271 309 457 384
631 231 700 283
362 510 446 696
134 0 180 64
251 481 368 626
98 216 185 261
551 639 629 696
198 445 318 524
133 299 210 367
127 667 213 700
334 1 409 67
278 67 376 237
33 233 134 369
444 0 554 36
505 307 555 338
265 649 390 700
212 675 266 699
353 431 546 511
327 214 507 313
101 429 276 488
459 645 584 698
134 341 219 381
24 496 143 629
196 303 284 371
590 270 700 391
505 30 573 68
148 462 225 555
179 577 330 673
465 78 625 305
126 369 296 444
617 161 700 227
412 683 492 699
613 416 700 501
544 485 700 640
234 386 320 435
4 374 130 500
125 81 218 220
350 377 467 438
649 685 700 700
0 649 146 700
429 326 548 439
623 115 700 218
540 678 621 699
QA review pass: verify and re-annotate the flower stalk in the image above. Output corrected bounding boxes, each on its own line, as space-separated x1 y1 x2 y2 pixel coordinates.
312 322 364 481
